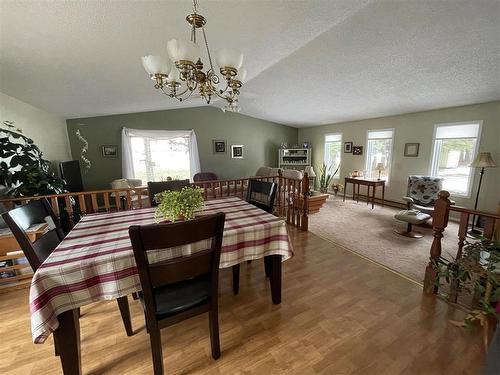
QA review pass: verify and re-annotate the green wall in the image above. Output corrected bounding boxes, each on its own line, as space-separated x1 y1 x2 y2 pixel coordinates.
66 106 298 190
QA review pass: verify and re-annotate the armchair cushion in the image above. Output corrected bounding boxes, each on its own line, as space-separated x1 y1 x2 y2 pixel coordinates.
407 176 443 207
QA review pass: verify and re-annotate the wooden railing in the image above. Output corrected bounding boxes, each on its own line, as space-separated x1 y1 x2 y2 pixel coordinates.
423 190 500 296
0 171 310 231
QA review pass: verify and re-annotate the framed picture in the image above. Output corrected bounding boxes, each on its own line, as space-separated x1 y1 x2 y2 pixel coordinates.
213 139 226 154
404 142 420 157
352 146 363 155
101 145 117 158
344 142 353 153
231 145 244 159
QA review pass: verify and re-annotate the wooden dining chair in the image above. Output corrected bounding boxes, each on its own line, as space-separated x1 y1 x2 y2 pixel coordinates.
2 199 134 344
128 212 225 375
147 179 191 207
246 179 278 214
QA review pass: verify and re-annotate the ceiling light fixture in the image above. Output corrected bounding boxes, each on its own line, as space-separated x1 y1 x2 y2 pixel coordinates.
141 0 245 113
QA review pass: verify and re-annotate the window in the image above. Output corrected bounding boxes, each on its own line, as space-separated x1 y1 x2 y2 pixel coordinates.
324 133 342 175
365 129 394 181
430 122 482 197
130 136 191 182
122 128 201 182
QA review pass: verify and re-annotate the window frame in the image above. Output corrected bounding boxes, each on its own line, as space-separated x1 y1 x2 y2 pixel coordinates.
364 128 394 184
429 120 483 198
324 132 342 180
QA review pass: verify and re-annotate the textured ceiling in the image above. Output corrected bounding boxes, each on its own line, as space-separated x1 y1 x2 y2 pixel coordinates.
1 0 499 127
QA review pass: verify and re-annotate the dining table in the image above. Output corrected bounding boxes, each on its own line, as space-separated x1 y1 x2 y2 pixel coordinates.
28 196 292 374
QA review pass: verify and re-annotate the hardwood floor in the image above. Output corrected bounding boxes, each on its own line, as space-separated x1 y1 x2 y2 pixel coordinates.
0 227 487 374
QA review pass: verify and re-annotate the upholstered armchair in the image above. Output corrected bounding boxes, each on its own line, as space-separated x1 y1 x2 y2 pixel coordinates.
403 175 454 215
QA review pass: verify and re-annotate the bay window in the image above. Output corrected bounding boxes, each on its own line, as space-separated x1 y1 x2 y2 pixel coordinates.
121 128 200 182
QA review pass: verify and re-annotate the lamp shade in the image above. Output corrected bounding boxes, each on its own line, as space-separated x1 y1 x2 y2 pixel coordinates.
470 152 496 168
168 66 181 82
215 48 244 69
375 162 385 171
235 67 247 82
141 55 171 75
304 166 316 178
166 39 200 63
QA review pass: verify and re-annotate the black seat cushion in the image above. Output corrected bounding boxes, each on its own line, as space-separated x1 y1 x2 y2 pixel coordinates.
144 275 211 320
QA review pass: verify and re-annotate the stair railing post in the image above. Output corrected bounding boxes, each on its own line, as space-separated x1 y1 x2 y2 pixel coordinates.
301 172 309 231
423 190 451 294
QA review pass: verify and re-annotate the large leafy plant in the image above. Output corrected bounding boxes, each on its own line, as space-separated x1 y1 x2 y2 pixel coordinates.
433 239 500 327
0 128 65 197
154 186 204 223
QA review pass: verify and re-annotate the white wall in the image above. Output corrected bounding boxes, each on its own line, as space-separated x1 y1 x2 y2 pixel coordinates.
0 92 71 167
299 101 500 212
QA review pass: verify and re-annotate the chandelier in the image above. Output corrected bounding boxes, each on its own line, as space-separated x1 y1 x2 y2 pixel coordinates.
141 0 246 113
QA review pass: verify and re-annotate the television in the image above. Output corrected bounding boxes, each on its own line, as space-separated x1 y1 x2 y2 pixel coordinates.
59 160 83 192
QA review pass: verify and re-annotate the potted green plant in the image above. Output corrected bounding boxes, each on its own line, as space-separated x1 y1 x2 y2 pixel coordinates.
0 127 65 197
432 239 500 328
318 163 340 194
154 186 204 223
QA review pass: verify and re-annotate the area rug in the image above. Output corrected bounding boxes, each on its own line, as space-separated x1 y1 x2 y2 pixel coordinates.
308 196 459 283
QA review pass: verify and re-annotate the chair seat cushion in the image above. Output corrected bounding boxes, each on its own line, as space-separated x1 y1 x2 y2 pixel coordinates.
395 210 431 224
142 275 210 320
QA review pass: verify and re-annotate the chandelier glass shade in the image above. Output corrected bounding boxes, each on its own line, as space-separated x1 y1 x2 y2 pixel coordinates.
141 0 245 112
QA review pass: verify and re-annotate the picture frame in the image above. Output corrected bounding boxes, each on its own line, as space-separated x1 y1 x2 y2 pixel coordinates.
213 139 226 154
404 142 420 157
101 145 117 158
352 146 363 155
231 145 244 159
344 142 353 153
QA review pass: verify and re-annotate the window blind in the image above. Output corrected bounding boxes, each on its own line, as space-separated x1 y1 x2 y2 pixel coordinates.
325 133 342 142
367 130 393 139
435 123 480 139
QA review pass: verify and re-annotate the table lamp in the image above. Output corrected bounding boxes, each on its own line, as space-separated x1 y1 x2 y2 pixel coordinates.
375 163 385 180
470 152 496 233
304 166 316 178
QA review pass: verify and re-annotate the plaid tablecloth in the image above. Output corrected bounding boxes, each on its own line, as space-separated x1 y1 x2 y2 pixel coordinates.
29 197 292 343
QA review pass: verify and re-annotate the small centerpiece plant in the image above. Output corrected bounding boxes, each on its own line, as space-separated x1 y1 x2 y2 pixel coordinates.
154 186 204 223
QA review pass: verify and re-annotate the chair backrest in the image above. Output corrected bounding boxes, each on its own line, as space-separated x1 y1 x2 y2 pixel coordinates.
282 169 303 180
246 180 278 213
193 172 218 182
255 166 272 177
407 175 444 206
2 199 65 271
127 179 143 187
147 179 191 206
129 213 225 321
111 178 131 190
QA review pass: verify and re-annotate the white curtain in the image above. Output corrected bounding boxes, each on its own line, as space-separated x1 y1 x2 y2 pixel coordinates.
121 128 201 180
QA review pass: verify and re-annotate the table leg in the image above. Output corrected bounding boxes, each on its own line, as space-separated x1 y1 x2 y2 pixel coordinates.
366 185 370 205
232 264 240 295
53 309 81 375
382 184 385 207
268 255 282 304
356 184 360 203
372 185 375 209
343 181 347 202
